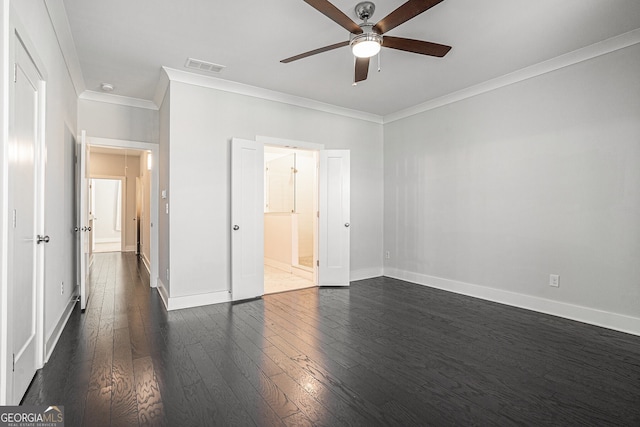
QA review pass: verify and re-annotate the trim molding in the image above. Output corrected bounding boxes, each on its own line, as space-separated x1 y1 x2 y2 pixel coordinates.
43 0 85 96
44 296 77 362
79 90 158 110
157 278 169 309
167 290 231 311
153 68 170 108
162 66 384 124
141 254 151 276
351 267 384 282
156 278 231 311
384 28 640 123
384 268 640 337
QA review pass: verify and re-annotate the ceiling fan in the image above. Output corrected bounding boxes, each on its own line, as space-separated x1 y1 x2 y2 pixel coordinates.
281 0 452 84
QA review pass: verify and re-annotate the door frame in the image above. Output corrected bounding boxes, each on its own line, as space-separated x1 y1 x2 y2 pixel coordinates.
1 11 48 405
257 136 324 285
84 137 160 287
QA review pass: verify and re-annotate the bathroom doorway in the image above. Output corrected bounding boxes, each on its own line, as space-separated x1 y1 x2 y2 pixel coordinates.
263 146 317 294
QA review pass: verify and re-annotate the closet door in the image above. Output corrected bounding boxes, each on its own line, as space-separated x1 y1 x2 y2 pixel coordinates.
231 138 264 300
318 150 350 286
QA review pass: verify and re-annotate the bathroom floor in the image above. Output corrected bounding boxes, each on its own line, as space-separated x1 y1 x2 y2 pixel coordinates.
264 264 315 294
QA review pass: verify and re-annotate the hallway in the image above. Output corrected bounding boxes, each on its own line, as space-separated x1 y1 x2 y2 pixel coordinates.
22 253 640 426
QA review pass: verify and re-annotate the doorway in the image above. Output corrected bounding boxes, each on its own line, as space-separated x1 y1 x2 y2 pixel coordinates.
91 178 124 253
78 136 159 293
263 146 318 294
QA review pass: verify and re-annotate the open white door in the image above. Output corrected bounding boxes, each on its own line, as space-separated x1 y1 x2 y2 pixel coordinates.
318 150 350 286
231 138 264 301
77 130 91 310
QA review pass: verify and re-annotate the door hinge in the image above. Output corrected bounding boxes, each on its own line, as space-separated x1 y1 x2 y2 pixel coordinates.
13 63 17 83
317 211 319 218
317 260 319 267
12 353 15 372
12 209 17 229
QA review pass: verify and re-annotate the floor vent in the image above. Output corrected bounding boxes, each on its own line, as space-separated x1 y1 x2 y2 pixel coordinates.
184 58 225 73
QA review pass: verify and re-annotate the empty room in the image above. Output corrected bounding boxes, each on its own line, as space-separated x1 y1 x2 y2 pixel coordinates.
1 1 639 425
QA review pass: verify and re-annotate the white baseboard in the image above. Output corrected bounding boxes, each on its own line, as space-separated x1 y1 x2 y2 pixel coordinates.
141 254 151 275
157 278 170 310
124 245 136 252
45 295 77 362
265 258 292 273
156 278 231 311
292 265 313 281
351 267 384 282
94 237 121 244
384 268 640 337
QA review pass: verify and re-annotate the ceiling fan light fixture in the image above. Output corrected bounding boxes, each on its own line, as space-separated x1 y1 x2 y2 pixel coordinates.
351 33 382 58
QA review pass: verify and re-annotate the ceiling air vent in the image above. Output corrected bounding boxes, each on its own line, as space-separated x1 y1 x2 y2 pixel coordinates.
184 58 226 73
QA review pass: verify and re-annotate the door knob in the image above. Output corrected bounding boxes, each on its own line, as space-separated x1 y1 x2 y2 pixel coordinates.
233 225 240 231
74 227 79 232
37 235 50 244
344 223 350 228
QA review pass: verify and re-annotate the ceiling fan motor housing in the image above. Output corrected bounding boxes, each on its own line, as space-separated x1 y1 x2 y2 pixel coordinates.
355 1 376 21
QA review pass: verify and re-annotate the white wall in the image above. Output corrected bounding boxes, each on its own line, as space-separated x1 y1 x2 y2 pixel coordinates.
384 43 640 332
92 179 122 243
78 98 159 143
158 88 170 295
264 213 296 267
1 0 78 404
295 151 315 259
165 80 384 300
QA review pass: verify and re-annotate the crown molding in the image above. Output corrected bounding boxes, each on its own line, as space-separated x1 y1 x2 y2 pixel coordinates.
79 90 158 110
153 68 170 108
44 0 85 96
384 28 640 124
161 67 384 124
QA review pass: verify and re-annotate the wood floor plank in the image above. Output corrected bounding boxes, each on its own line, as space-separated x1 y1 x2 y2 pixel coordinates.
133 356 165 426
21 253 640 426
111 327 138 427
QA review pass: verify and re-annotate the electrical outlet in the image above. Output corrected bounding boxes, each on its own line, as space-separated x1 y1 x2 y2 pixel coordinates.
549 274 560 288
385 251 391 259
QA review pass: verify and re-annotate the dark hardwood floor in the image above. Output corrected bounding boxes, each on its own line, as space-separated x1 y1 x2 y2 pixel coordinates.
23 252 640 426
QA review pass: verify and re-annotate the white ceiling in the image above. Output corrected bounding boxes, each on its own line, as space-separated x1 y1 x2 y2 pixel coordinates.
61 0 640 116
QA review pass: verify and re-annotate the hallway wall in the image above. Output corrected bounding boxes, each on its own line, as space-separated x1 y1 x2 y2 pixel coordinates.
1 0 78 404
78 98 159 143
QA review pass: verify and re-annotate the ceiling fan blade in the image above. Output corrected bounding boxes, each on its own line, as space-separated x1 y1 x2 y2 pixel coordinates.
383 36 451 57
304 0 363 34
354 57 369 83
281 41 349 63
374 0 444 34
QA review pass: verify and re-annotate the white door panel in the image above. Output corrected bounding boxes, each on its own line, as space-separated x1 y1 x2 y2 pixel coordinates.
231 138 264 301
8 37 42 404
319 150 350 286
78 130 91 310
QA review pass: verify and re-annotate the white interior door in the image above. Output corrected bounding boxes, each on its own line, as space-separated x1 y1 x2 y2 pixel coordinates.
77 130 91 310
231 138 264 301
8 37 43 404
318 150 351 286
